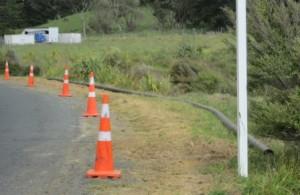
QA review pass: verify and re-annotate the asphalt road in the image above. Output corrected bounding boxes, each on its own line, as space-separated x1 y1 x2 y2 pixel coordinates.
0 82 89 195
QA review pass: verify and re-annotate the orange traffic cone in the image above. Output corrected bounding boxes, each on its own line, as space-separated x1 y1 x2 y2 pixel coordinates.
83 72 99 117
86 94 121 179
28 65 34 87
4 61 9 80
59 68 72 97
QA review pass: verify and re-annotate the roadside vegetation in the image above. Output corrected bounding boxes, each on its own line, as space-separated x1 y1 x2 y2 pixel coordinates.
1 0 300 194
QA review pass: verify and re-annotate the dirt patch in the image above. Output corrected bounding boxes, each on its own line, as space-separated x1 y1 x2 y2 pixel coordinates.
7 77 237 195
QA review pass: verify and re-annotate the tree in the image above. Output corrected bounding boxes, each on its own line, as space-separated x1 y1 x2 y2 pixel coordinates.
0 0 25 35
244 0 300 146
69 0 93 39
89 0 140 33
151 0 234 30
23 0 83 26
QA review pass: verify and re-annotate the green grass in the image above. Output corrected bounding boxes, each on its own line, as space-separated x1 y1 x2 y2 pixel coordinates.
37 12 89 33
1 31 234 95
30 6 158 34
3 31 228 66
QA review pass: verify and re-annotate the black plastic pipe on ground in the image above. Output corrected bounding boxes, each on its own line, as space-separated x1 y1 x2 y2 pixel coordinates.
48 77 274 155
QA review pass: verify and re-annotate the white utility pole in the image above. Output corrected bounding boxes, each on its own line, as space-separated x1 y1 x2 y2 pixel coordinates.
237 0 248 177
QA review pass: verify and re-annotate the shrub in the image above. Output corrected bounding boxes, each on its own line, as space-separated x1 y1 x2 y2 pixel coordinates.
176 41 202 58
89 0 140 33
70 58 101 81
251 88 300 143
139 74 171 94
0 53 41 76
192 71 219 94
102 47 130 70
4 49 19 65
170 60 198 92
22 65 41 76
152 5 177 29
225 0 300 143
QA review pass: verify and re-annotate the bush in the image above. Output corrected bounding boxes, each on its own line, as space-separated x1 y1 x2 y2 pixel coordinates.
4 49 19 65
170 60 220 93
70 58 101 81
102 47 130 70
246 0 300 91
89 0 140 33
176 41 202 58
192 71 219 94
170 60 198 92
225 0 300 143
22 65 41 76
251 88 300 143
0 53 41 76
139 74 171 94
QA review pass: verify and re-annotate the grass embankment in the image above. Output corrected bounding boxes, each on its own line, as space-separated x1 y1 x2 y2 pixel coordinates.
1 31 236 95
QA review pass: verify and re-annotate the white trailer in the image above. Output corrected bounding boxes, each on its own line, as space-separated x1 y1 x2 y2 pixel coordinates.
4 34 35 45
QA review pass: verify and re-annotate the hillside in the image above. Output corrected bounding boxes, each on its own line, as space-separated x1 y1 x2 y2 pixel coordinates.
35 6 158 33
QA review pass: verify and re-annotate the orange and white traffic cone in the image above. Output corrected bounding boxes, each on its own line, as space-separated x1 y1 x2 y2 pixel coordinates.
28 65 35 87
83 72 99 117
4 61 9 80
86 94 121 179
59 68 72 97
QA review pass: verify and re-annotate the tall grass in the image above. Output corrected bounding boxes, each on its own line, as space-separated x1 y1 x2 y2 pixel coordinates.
1 31 234 95
243 150 300 195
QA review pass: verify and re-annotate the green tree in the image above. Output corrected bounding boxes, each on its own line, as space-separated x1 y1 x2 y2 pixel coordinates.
245 0 300 145
89 0 140 33
0 0 25 35
151 0 234 30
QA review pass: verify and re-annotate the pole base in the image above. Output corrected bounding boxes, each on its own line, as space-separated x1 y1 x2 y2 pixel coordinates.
86 169 121 179
82 112 99 117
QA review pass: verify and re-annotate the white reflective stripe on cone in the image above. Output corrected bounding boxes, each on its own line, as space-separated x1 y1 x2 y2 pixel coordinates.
30 66 34 71
98 131 112 141
90 77 95 85
29 73 34 77
5 69 8 72
88 91 96 97
65 69 69 75
64 80 69 84
101 104 110 118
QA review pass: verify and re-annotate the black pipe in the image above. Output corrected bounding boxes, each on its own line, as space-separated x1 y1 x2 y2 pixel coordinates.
48 77 274 154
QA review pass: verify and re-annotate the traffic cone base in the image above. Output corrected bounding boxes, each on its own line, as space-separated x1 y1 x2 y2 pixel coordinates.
83 112 99 117
83 98 98 116
86 169 121 179
28 80 35 87
4 75 9 80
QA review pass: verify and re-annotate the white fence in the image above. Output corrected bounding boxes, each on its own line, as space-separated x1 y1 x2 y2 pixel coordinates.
58 33 81 44
4 35 35 45
3 33 82 45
